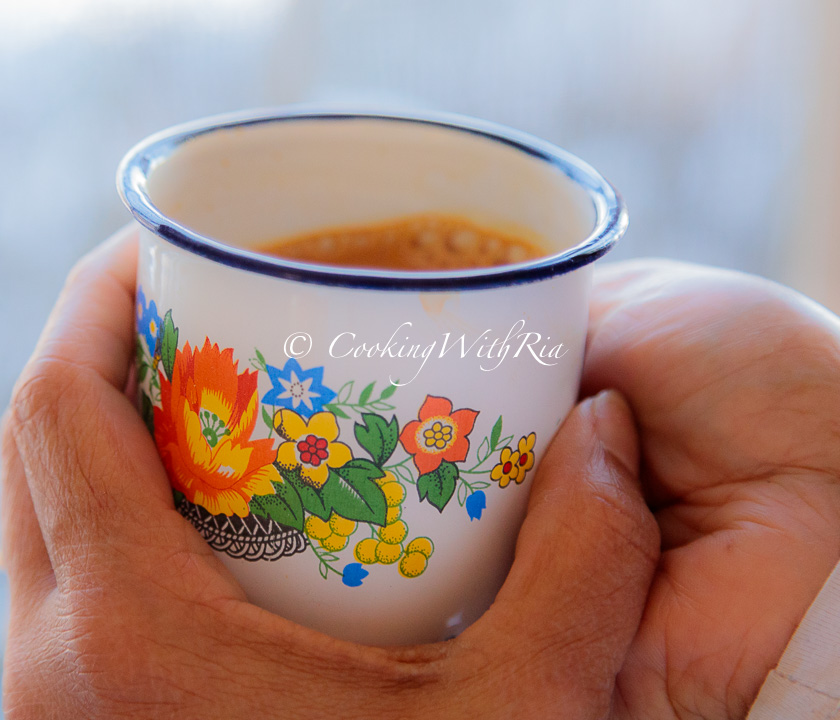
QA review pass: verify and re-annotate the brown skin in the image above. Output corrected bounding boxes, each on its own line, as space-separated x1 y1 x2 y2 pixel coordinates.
585 261 840 719
2 229 839 718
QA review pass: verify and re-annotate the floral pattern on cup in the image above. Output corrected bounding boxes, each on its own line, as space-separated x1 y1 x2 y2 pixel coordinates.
154 339 281 517
262 358 337 417
135 287 538 587
490 433 537 488
136 287 162 356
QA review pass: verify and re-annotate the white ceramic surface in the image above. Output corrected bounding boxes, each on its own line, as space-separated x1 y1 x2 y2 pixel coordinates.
119 109 626 645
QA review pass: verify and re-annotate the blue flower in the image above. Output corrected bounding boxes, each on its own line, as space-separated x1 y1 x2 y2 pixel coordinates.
136 287 162 353
341 562 369 587
261 358 337 418
466 490 486 521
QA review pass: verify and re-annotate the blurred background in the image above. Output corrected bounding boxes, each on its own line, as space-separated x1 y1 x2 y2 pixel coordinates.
1 0 839 710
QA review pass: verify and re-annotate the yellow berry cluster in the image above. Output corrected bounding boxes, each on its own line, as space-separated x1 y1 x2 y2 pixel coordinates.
353 471 435 578
304 512 357 552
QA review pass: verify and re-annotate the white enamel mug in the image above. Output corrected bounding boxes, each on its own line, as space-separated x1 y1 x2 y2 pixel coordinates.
118 108 626 645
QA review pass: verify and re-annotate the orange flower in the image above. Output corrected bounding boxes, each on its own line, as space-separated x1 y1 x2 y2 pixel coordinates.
274 409 353 489
154 339 278 517
399 396 478 475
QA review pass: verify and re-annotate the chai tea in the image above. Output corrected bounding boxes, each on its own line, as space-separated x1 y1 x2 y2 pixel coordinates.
257 213 546 271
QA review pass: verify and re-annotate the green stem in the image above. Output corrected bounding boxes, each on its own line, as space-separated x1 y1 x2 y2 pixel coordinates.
384 456 417 485
384 456 413 472
332 400 394 414
461 453 495 475
308 541 344 578
461 434 514 475
460 467 491 476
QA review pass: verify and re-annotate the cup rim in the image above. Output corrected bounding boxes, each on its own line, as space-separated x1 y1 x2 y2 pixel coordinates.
117 106 627 291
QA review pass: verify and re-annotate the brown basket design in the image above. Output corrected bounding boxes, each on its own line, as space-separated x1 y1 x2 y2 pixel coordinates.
177 498 308 562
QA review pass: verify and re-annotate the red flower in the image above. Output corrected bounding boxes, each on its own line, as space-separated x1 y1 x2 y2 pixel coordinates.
399 396 478 475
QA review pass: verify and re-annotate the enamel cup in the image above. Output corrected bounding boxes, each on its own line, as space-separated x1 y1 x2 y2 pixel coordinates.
118 108 626 645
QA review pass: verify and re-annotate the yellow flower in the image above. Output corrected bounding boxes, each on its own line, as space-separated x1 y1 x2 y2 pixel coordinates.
274 409 352 489
490 433 537 488
517 433 536 472
490 447 523 488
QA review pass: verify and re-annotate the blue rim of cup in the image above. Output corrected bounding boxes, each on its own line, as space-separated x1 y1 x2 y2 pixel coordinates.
117 107 627 291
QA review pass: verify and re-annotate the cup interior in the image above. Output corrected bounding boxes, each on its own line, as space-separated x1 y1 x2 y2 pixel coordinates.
146 116 592 261
121 110 626 289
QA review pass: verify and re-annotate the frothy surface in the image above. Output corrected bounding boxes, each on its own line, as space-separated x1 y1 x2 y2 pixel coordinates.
256 213 546 271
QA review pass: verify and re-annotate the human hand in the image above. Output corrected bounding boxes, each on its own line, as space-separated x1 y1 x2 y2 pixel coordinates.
584 260 840 719
1 228 659 719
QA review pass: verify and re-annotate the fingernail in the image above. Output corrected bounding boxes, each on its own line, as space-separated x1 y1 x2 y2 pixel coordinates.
591 390 638 478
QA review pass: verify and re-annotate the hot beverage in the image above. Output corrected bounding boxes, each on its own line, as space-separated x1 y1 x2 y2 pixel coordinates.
257 213 546 271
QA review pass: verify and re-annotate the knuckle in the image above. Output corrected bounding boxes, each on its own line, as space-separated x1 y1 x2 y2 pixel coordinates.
375 644 451 690
9 355 84 432
7 359 88 497
7 358 121 558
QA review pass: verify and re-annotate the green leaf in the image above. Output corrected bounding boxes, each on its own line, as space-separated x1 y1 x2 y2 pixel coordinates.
369 402 396 412
478 437 490 462
417 461 459 513
490 416 503 450
358 382 375 405
135 340 145 365
337 381 354 403
457 482 467 507
172 489 185 507
262 405 274 431
249 480 304 531
254 347 266 368
140 391 155 436
322 462 387 525
318 562 329 580
284 469 331 521
392 463 415 485
137 362 149 382
354 414 399 466
160 310 179 382
341 457 384 477
379 383 398 400
324 403 351 419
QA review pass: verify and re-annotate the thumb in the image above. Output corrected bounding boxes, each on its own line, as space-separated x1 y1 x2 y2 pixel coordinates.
460 390 660 715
